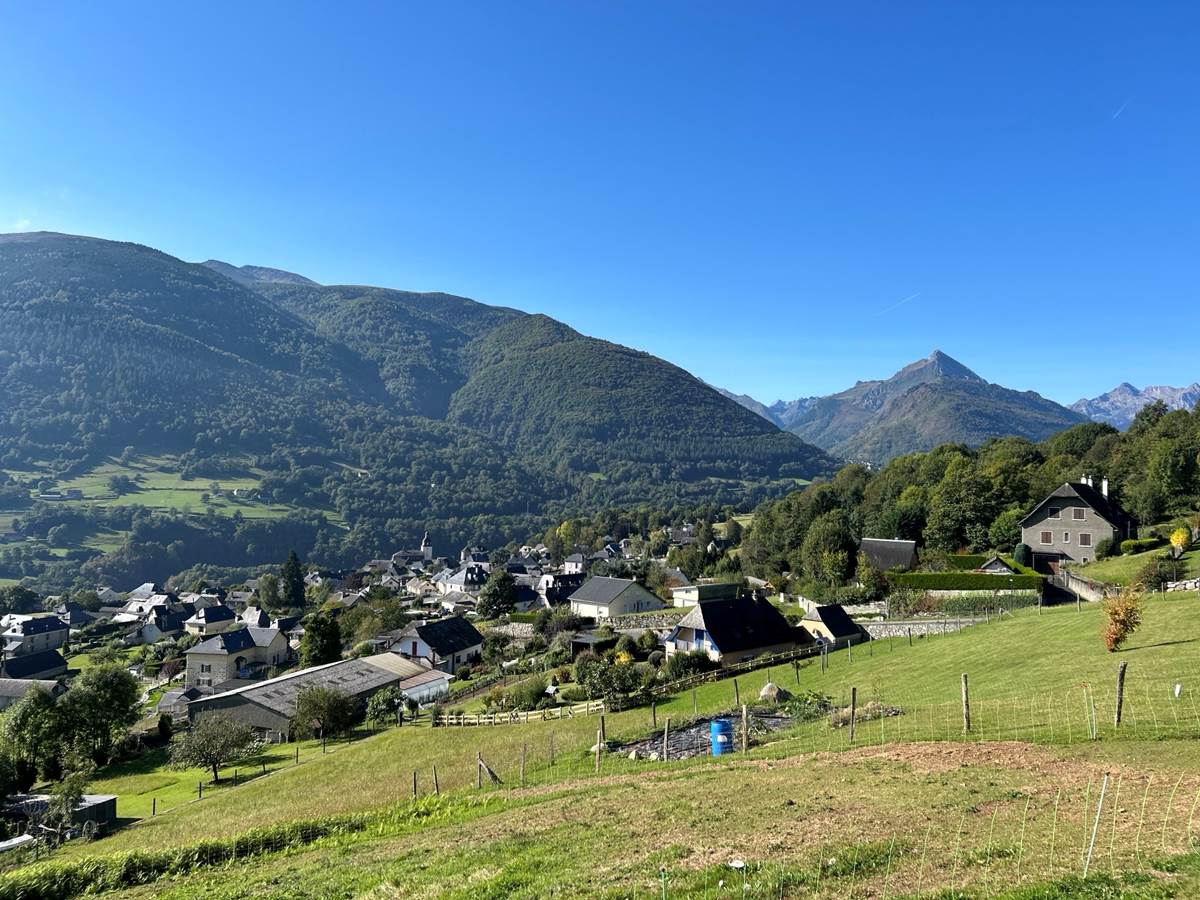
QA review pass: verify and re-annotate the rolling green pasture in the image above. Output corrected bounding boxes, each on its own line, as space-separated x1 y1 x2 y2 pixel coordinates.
1076 546 1200 586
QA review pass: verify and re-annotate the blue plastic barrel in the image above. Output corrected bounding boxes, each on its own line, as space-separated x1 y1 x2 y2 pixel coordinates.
710 718 734 756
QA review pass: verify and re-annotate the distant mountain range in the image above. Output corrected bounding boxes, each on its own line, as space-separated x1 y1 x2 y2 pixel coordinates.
1070 382 1200 430
721 351 1089 466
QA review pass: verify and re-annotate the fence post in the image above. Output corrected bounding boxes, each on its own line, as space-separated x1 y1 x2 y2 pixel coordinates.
651 701 657 728
848 641 852 664
599 714 606 745
908 628 913 647
432 764 439 795
663 718 671 762
741 704 749 753
198 781 203 801
412 770 417 799
692 688 698 716
549 732 555 766
295 746 299 765
733 678 740 706
793 660 800 685
961 673 971 733
595 729 602 773
1115 661 1128 726
152 797 156 816
476 752 483 790
849 687 857 744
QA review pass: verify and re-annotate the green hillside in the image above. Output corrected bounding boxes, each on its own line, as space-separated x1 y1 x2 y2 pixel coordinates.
26 592 1200 897
0 232 835 587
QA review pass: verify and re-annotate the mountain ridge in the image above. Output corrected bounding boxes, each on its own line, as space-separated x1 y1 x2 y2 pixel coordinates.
718 351 1087 465
1071 382 1200 430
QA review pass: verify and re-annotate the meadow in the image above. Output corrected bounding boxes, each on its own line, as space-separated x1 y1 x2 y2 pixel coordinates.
1077 545 1200 586
18 591 1200 897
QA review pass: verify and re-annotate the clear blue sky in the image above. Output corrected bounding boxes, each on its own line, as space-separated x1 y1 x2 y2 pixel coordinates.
2 2 1197 404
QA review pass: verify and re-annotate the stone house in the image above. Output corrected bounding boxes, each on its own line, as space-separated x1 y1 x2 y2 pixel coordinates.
1019 477 1137 572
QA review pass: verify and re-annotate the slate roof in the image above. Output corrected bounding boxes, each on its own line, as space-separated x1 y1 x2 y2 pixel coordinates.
189 656 400 719
567 577 642 607
405 617 483 656
187 604 235 624
858 538 919 572
1 650 67 679
0 678 61 700
1020 482 1137 532
802 604 862 640
187 627 281 656
6 616 67 636
674 596 797 653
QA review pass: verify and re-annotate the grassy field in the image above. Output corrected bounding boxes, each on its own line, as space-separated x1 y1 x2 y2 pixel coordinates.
23 591 1200 897
1075 546 1200 585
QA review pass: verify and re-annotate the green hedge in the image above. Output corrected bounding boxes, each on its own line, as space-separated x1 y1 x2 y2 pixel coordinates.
1120 538 1164 556
927 592 1042 615
894 571 1044 592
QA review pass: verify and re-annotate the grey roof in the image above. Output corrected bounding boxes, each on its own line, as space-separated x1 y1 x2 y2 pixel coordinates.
406 617 483 655
0 678 60 700
2 650 67 679
187 627 281 656
6 617 67 636
1020 482 1136 532
802 604 862 640
568 577 645 607
189 604 235 623
858 538 919 572
190 658 398 719
674 596 796 653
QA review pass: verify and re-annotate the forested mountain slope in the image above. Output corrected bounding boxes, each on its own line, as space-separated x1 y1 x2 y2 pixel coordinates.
0 232 834 578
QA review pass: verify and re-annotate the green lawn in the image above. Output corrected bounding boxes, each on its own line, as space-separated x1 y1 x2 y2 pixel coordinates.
28 591 1200 897
1075 546 1200 586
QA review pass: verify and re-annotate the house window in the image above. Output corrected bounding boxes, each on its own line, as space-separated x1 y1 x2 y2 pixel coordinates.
200 663 211 673
1079 533 1092 547
1073 508 1086 521
1063 532 1071 543
1039 531 1052 545
1047 507 1061 519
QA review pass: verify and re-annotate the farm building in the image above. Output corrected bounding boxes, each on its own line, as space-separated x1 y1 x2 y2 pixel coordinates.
184 653 431 740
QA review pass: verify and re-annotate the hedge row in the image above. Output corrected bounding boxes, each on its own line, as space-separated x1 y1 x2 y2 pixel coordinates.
1120 537 1165 555
927 592 1042 615
893 572 1044 592
0 795 489 899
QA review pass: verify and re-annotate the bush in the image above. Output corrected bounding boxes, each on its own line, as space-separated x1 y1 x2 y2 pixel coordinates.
1121 537 1164 556
1094 537 1115 560
1102 587 1143 651
647 650 664 668
662 650 719 682
1135 556 1169 590
1013 543 1033 569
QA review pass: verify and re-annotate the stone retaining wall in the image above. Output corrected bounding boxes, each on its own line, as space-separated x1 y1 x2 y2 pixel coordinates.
862 618 983 640
604 610 685 630
1165 578 1200 592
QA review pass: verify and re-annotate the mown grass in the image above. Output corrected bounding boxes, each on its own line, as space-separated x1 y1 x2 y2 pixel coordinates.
1075 546 1200 586
34 591 1200 896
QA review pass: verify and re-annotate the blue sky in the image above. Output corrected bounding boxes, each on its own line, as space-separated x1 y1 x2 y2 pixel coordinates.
2 2 1197 404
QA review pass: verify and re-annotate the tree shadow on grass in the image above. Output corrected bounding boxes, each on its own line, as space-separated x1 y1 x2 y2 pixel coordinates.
1122 638 1197 652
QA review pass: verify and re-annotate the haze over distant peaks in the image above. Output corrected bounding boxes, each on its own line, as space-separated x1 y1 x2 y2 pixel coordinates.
201 259 319 287
1071 382 1200 430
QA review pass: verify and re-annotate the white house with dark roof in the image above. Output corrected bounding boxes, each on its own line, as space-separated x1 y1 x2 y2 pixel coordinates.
567 577 665 620
394 617 483 674
184 603 237 636
185 627 289 690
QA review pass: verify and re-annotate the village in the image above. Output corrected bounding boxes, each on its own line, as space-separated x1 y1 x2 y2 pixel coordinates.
0 470 1192 858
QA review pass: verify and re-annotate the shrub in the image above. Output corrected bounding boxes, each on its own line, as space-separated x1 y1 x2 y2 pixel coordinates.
647 650 664 668
662 650 719 681
1013 543 1033 569
1135 556 1169 591
1120 537 1164 556
1102 586 1143 652
1094 537 1115 560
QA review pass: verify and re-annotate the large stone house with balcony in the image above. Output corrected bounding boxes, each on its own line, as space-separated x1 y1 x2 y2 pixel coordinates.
1019 476 1137 573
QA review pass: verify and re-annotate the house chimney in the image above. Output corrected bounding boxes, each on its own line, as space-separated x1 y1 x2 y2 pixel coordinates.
1101 477 1109 498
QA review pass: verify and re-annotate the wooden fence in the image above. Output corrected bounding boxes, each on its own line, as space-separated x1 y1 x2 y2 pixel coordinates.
434 700 605 727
